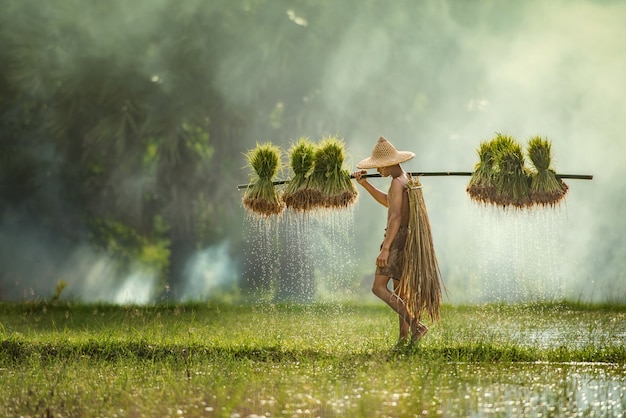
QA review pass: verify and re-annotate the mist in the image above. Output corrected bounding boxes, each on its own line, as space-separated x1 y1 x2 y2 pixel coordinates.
1 0 624 304
227 0 625 304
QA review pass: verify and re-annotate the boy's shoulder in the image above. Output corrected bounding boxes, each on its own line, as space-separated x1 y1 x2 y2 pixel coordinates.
390 175 409 188
389 176 407 193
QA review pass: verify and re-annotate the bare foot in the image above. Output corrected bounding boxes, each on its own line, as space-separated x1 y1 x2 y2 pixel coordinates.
411 322 428 342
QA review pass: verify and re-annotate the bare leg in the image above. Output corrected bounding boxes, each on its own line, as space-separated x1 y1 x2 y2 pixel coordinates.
395 279 428 342
392 279 410 340
372 274 413 339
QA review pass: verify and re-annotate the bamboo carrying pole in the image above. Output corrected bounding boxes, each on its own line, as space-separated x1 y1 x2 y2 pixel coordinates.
236 172 593 190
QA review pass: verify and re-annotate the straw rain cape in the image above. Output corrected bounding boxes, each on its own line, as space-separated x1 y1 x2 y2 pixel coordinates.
398 176 444 323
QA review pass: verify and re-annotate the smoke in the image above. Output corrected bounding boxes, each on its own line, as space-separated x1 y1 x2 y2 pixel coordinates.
1 0 624 304
0 218 158 303
224 0 626 303
181 242 238 302
323 0 626 303
72 249 157 305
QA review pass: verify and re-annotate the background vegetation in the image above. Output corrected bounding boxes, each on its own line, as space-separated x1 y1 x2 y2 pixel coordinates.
1 0 625 303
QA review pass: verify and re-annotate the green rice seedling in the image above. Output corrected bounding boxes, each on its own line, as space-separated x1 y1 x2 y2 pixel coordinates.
466 140 497 205
488 132 518 168
242 142 285 216
527 136 568 207
309 136 358 209
489 133 517 159
491 134 531 208
282 137 317 211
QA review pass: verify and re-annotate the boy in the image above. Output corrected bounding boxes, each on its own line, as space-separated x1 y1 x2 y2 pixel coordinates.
353 137 429 343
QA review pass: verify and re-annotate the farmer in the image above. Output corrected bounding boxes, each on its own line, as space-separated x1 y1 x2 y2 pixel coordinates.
353 136 429 343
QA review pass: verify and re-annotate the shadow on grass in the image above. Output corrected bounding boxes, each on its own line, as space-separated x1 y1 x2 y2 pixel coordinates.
2 338 624 365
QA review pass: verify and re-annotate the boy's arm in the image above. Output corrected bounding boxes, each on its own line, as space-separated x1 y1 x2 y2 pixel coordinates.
353 170 388 207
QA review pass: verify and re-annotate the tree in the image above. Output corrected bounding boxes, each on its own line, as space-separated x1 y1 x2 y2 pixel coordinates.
0 0 242 298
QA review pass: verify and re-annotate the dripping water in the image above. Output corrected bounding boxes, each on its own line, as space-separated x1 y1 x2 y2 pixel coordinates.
243 206 359 303
466 202 568 303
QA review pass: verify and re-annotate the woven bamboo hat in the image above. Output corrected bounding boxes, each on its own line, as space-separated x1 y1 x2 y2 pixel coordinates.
356 136 415 169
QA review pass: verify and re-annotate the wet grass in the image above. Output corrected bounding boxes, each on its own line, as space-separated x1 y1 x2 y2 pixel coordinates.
0 301 624 417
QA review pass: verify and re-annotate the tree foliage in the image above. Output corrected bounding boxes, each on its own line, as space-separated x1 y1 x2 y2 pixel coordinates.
1 0 516 301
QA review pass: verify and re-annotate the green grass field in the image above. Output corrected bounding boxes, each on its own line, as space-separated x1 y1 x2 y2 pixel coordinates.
1 301 624 417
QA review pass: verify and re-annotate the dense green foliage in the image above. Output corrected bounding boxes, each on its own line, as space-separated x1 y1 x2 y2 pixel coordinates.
2 0 625 305
0 0 253 296
1 0 499 299
1 0 454 299
0 302 624 416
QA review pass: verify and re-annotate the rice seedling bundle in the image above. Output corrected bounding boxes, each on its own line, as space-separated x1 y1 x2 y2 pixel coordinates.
282 137 317 211
466 140 497 204
308 136 358 209
493 136 531 208
242 142 285 216
467 133 527 207
527 136 568 207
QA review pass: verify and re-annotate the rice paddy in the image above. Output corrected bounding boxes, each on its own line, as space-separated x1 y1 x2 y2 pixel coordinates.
0 301 624 417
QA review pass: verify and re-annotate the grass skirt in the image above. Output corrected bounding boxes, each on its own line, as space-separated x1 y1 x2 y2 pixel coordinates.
397 176 444 323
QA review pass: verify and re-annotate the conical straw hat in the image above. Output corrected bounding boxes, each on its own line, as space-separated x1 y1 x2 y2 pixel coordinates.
356 136 415 169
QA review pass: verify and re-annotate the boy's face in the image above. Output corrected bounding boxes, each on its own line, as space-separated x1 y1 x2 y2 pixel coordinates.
377 166 391 177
